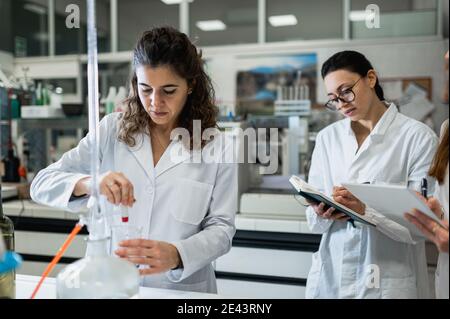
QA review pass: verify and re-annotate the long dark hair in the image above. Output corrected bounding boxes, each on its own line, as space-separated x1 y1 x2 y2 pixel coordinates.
118 27 218 150
429 122 449 184
321 51 385 101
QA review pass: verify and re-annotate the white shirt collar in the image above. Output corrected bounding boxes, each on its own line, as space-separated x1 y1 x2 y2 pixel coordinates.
346 102 398 141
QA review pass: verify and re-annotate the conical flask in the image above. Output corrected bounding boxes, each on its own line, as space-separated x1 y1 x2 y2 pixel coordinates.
56 236 140 299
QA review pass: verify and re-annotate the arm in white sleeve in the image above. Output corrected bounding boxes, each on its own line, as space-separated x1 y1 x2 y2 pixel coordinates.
305 132 334 234
30 114 115 212
364 207 417 244
167 160 237 282
365 128 439 244
407 129 438 195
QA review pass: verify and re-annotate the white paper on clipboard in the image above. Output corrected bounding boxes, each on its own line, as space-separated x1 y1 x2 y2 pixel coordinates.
343 183 444 238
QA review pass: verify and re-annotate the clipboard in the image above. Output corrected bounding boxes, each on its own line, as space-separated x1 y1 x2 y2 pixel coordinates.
342 182 444 237
289 176 376 227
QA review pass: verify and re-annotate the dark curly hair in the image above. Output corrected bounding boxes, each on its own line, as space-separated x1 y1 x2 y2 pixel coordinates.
118 27 218 150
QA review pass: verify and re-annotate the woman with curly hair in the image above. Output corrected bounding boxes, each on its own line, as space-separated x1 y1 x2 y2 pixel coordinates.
31 27 237 293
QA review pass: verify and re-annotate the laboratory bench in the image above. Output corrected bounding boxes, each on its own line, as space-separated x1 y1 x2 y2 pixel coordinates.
3 199 440 299
3 199 320 299
16 275 221 299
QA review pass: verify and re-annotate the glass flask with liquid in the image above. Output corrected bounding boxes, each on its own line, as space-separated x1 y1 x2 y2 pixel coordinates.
0 186 16 299
56 235 140 299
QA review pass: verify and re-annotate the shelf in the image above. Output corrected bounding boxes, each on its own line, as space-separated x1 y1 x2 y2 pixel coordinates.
11 117 88 130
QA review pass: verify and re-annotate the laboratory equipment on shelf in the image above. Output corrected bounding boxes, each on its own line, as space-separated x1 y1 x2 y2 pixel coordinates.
235 80 312 220
274 81 311 117
275 82 311 177
104 86 117 114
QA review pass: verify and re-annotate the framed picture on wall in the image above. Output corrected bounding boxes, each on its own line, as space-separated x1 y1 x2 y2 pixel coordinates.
235 53 318 116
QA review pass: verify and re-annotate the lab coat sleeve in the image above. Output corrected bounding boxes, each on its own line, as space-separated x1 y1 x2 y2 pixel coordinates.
364 128 439 244
30 114 115 212
167 160 237 282
364 207 417 244
305 132 334 234
406 128 438 194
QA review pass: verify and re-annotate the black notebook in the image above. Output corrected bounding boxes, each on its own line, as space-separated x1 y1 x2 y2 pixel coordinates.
289 175 376 227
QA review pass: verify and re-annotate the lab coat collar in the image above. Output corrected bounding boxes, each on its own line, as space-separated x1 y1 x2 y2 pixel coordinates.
369 102 398 142
345 102 398 142
126 133 155 181
126 134 193 180
154 138 194 178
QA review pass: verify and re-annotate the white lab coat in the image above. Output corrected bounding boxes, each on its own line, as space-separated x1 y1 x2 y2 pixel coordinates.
434 120 449 299
305 103 438 299
30 113 237 293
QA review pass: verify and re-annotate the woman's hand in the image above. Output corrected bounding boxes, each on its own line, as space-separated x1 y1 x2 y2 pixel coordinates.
307 201 350 222
115 239 182 275
73 171 136 207
405 197 449 253
332 186 366 215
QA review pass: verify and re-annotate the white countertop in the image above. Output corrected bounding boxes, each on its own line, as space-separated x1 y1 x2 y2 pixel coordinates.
4 200 315 234
16 275 221 299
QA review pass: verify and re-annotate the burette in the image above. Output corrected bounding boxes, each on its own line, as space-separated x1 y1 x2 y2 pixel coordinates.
85 0 107 241
30 0 106 298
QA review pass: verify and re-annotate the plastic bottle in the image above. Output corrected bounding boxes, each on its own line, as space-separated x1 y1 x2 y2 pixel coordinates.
114 87 127 113
1 149 20 183
10 95 20 119
105 87 117 115
42 86 50 106
50 87 63 109
35 83 43 106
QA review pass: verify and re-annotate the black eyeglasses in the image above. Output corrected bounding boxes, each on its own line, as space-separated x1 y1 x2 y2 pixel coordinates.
325 77 362 111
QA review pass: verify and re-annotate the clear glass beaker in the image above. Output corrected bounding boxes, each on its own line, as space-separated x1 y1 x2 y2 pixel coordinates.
110 225 143 257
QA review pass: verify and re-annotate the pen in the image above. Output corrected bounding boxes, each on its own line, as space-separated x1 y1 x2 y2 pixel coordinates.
348 219 356 228
421 178 428 199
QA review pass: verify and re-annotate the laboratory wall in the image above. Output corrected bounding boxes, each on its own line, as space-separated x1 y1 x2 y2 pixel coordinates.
205 37 450 132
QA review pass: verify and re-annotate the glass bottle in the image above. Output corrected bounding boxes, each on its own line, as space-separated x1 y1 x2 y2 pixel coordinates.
0 185 15 299
56 236 140 299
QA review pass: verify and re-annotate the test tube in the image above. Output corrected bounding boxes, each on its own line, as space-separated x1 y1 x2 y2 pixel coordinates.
294 86 299 101
121 206 129 223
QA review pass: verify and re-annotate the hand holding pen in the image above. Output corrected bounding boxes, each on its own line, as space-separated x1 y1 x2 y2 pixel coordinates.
421 178 428 199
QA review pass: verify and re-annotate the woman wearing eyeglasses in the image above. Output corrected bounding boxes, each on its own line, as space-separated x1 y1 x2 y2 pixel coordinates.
305 51 438 299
